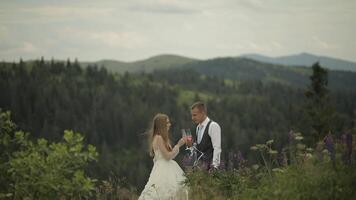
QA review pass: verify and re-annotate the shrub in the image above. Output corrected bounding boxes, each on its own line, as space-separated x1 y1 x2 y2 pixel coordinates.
0 110 98 199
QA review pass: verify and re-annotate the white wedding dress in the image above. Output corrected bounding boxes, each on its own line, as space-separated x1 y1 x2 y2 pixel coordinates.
138 136 188 200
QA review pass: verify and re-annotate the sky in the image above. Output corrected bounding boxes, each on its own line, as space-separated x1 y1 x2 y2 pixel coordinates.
1 0 356 62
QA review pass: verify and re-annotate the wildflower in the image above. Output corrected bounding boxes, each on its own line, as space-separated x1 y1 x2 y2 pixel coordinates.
182 154 193 170
324 133 334 153
266 139 274 145
305 153 313 159
252 164 259 170
341 129 353 165
288 130 294 143
219 160 226 171
250 146 258 151
272 168 284 173
277 150 288 167
236 151 247 170
323 132 336 168
268 150 278 155
227 151 234 170
295 136 304 141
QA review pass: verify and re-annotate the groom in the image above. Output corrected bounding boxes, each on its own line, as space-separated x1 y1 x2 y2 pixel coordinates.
191 101 221 170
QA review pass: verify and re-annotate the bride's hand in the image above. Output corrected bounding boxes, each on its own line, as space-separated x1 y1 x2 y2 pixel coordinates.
177 137 187 147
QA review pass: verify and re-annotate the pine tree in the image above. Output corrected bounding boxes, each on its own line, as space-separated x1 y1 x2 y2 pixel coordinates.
304 62 335 143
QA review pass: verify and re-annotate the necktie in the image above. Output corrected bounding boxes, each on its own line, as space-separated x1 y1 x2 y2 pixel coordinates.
198 124 204 144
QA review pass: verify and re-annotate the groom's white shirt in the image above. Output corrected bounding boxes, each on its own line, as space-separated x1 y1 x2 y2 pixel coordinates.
196 117 221 168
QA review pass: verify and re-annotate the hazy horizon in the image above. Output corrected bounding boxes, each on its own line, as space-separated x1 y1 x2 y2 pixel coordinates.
1 0 356 62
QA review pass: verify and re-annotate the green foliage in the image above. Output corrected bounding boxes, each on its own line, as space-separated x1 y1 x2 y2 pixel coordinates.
185 170 246 199
185 136 356 200
0 110 98 199
95 175 138 200
239 164 356 200
0 110 21 198
9 131 98 199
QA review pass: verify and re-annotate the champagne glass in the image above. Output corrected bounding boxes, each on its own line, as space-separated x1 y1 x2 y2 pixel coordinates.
185 129 193 147
181 129 188 150
182 129 193 150
181 129 187 139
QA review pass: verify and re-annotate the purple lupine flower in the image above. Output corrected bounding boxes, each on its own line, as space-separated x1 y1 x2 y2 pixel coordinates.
237 151 244 161
324 133 334 153
282 151 288 167
288 130 294 143
201 161 209 171
278 151 288 167
324 132 336 167
345 131 353 151
181 154 193 170
236 151 248 170
232 152 238 169
219 160 226 171
227 151 234 171
227 150 244 170
226 150 248 171
342 130 353 165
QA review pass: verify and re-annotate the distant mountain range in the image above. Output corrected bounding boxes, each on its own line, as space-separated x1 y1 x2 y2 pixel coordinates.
76 53 356 90
242 53 356 72
81 52 356 73
4 52 355 90
177 57 356 90
81 54 198 73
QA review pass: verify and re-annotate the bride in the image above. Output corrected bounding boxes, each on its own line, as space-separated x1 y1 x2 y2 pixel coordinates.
138 113 188 200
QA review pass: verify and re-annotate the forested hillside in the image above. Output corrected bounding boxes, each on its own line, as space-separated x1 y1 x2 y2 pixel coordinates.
243 52 356 72
1 58 355 190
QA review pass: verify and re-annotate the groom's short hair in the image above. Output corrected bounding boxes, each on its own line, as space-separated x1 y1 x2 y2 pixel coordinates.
191 101 207 113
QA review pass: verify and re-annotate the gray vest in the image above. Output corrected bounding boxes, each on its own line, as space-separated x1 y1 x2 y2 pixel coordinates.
196 120 213 164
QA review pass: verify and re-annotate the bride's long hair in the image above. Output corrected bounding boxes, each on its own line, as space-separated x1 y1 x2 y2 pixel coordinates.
148 113 172 157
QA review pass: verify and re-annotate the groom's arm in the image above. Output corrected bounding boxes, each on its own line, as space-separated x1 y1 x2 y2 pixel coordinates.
209 122 221 168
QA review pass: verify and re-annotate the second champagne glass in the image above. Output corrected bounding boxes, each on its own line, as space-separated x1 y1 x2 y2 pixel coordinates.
186 129 193 148
181 129 189 150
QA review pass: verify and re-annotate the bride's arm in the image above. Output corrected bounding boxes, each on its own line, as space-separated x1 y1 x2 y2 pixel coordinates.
154 135 184 160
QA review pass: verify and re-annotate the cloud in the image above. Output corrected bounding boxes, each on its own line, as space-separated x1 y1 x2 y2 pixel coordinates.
128 2 199 15
0 41 41 55
271 41 282 49
234 0 264 10
312 36 339 50
91 31 147 48
0 26 8 37
1 0 355 62
231 0 354 17
21 42 39 53
217 41 279 52
0 5 115 24
60 27 147 49
26 5 114 18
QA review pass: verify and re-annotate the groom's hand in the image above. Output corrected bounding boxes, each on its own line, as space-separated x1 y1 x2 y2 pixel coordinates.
186 140 193 147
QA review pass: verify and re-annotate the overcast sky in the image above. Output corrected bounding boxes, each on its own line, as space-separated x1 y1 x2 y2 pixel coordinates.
1 0 355 62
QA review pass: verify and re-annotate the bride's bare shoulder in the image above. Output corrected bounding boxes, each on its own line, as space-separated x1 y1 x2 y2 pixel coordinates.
152 135 163 144
152 135 163 151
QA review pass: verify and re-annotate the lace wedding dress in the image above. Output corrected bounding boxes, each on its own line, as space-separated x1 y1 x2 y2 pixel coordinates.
138 136 188 200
